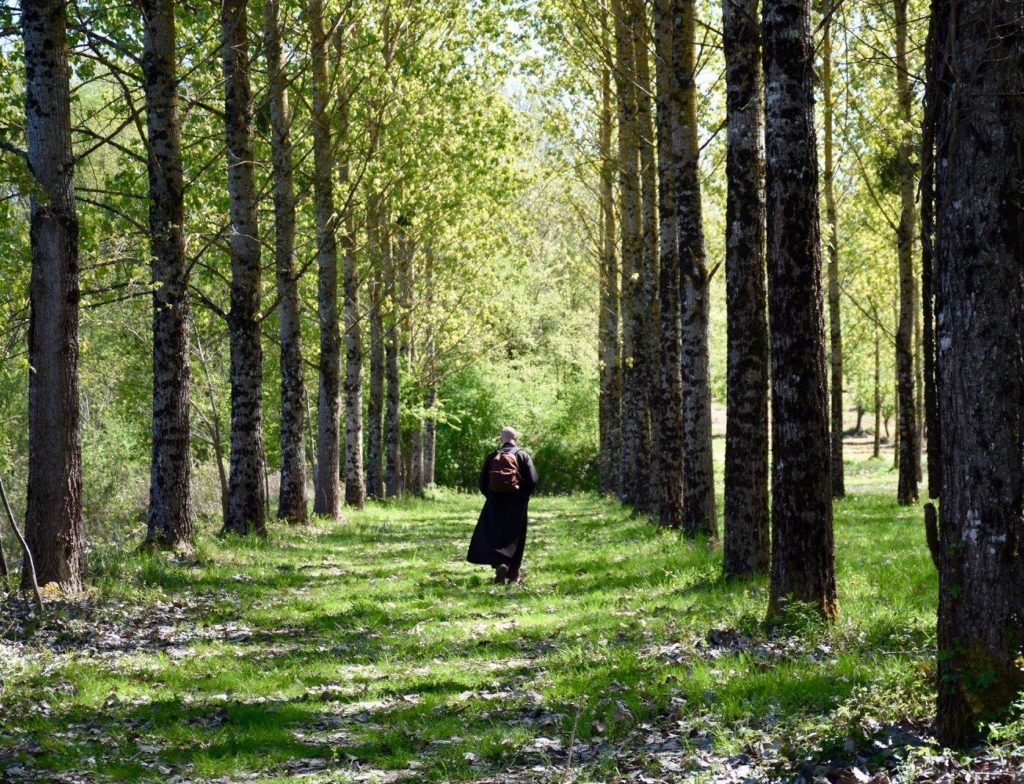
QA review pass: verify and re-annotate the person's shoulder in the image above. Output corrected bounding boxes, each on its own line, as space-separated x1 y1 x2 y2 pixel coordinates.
515 448 533 460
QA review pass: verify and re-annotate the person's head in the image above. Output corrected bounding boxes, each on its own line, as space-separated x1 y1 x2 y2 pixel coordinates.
500 426 519 445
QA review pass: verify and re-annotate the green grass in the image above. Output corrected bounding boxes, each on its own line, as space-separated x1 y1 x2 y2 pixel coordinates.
0 462 948 782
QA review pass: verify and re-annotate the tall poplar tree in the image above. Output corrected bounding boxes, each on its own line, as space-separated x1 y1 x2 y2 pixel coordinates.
309 0 342 519
722 0 769 574
221 0 267 535
335 21 365 509
597 1 621 497
932 0 1023 748
653 0 684 528
675 0 716 538
22 0 84 588
821 10 845 499
894 0 919 506
763 0 837 621
263 0 307 524
612 0 647 509
141 0 194 546
366 195 386 500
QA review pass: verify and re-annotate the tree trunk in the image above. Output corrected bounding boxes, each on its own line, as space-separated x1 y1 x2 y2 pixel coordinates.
762 0 837 622
263 0 307 524
424 385 437 486
855 406 863 434
920 0 942 501
676 0 716 538
613 0 647 509
873 330 881 459
334 27 365 510
384 219 402 498
653 0 683 528
598 3 621 497
365 196 386 500
821 12 845 499
221 0 266 536
722 0 769 573
635 2 659 513
894 0 918 506
914 281 924 483
892 372 900 469
309 0 341 519
423 249 438 489
22 0 84 590
141 0 194 547
933 0 1024 748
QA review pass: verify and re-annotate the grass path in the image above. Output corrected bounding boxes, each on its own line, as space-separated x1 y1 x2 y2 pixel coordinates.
0 465 953 782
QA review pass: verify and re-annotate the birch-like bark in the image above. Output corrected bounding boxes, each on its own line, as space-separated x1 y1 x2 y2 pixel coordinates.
653 0 683 528
263 0 307 524
635 2 659 513
384 220 403 498
894 0 918 506
424 387 437 486
612 0 647 509
221 0 266 535
934 0 1024 748
22 0 84 589
676 0 716 538
142 0 194 547
423 249 438 489
722 0 769 573
822 12 845 499
365 196 386 500
334 24 364 509
598 2 621 497
763 0 837 621
309 0 341 519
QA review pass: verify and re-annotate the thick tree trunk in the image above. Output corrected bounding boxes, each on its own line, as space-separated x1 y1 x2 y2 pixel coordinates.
263 0 307 524
309 0 341 519
598 4 621 497
894 0 918 506
821 13 845 499
635 3 659 513
384 221 402 498
613 0 648 509
22 0 84 590
653 0 684 529
334 27 365 510
365 197 386 500
221 0 266 536
762 0 837 621
676 0 716 538
141 0 194 547
722 0 769 573
933 0 1024 748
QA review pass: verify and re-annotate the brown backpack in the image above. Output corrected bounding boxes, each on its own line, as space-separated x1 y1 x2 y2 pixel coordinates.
488 448 521 493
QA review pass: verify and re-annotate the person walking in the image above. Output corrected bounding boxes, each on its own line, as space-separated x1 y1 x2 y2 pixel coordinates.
467 427 539 583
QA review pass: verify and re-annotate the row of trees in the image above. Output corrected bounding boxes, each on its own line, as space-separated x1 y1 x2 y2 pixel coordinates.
2 0 530 588
567 0 1021 749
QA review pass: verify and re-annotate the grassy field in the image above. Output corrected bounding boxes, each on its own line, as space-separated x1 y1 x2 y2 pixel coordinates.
1 458 1017 783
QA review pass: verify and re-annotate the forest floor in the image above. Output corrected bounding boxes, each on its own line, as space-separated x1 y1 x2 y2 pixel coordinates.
3 460 1024 783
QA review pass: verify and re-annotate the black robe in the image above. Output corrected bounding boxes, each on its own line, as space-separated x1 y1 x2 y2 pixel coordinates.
466 444 539 574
